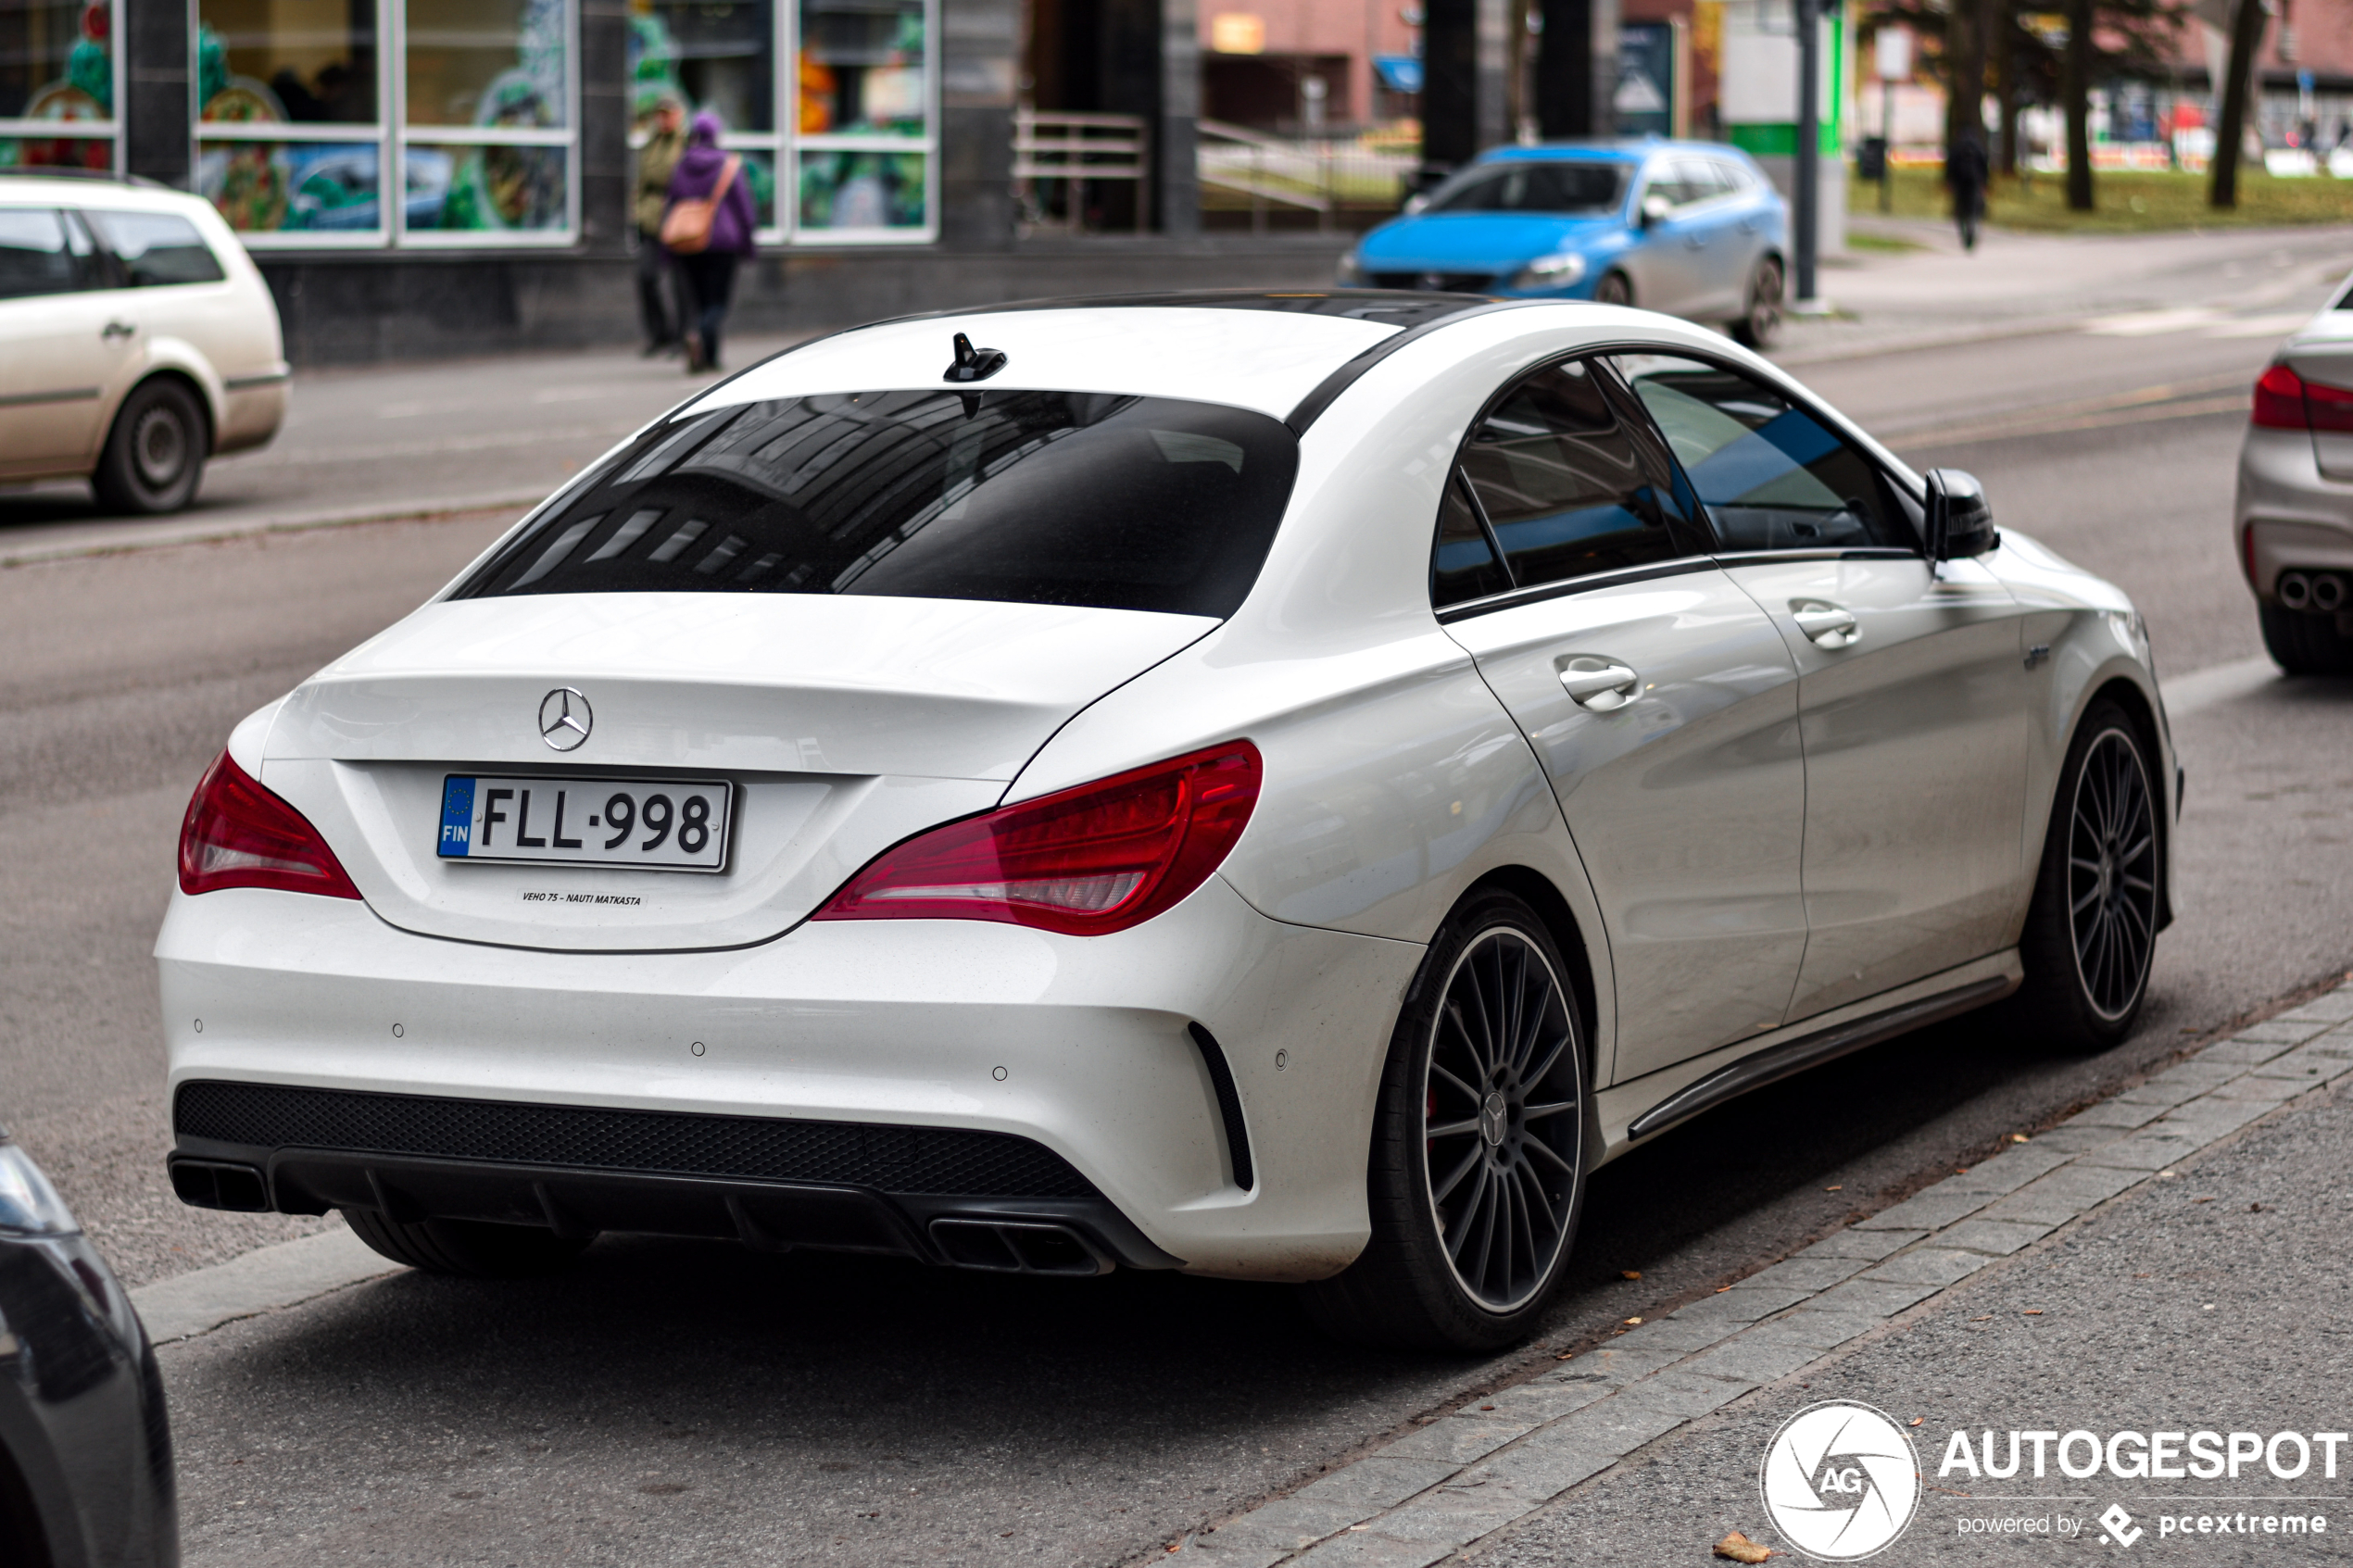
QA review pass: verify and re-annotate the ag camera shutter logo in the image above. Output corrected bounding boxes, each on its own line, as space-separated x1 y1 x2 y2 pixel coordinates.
1759 1400 1922 1560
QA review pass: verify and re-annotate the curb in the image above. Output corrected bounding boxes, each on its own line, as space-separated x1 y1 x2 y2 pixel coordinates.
132 1227 399 1346
1171 985 2353 1567
0 495 539 571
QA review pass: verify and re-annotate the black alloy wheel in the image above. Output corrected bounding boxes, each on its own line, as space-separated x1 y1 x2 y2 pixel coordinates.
93 377 207 515
1731 257 1785 348
2065 728 2159 1022
1592 271 1634 307
2016 699 2159 1048
1303 891 1588 1350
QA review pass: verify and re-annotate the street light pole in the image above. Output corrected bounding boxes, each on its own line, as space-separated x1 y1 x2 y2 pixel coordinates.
1793 0 1820 307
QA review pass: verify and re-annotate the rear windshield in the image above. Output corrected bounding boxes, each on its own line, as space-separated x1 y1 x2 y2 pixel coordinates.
456 389 1300 618
1425 161 1627 216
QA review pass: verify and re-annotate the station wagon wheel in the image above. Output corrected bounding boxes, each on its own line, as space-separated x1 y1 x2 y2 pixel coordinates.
94 377 208 516
1302 891 1588 1350
1592 271 1633 307
1731 256 1784 348
2015 700 2159 1048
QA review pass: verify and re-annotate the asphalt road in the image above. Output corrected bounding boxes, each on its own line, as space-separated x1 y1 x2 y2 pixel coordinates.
0 246 2348 1566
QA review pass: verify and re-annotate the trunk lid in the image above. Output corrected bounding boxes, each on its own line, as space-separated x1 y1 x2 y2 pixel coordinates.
261 593 1214 951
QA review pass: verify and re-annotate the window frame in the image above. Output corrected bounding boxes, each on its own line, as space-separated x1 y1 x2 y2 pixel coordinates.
788 0 940 246
0 0 125 177
1428 349 1719 622
193 0 396 250
1428 344 1931 624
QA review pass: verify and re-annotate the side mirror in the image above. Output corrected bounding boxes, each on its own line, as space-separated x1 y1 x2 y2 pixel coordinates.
1926 468 1999 559
1639 193 1673 227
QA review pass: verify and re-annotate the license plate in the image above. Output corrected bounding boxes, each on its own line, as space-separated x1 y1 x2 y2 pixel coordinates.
437 775 732 872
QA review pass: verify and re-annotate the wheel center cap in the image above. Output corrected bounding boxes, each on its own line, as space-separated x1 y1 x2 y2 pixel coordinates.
1478 1091 1509 1148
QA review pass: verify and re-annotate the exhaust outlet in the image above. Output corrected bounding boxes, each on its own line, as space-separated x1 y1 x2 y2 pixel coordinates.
2279 571 2313 609
2313 573 2347 612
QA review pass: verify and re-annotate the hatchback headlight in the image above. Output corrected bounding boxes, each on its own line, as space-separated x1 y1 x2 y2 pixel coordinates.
1510 252 1588 290
0 1142 78 1236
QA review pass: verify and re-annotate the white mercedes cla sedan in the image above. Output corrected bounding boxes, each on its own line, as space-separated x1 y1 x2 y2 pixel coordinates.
159 292 2175 1349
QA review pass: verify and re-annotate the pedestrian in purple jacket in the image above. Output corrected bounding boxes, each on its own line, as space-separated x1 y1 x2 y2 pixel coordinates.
664 111 759 372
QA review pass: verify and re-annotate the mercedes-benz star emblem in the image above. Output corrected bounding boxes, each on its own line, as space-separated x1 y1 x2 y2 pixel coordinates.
537 687 592 751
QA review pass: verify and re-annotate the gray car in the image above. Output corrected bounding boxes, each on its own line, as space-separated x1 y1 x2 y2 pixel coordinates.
2238 285 2353 673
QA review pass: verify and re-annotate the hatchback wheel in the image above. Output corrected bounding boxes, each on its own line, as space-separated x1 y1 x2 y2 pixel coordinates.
2258 603 2353 675
1303 891 1588 1351
94 378 207 515
1592 271 1633 307
2015 701 2159 1048
1730 257 1784 348
342 1208 595 1276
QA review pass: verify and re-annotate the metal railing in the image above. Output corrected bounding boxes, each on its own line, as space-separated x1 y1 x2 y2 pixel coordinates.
1197 120 1416 232
1014 109 1150 234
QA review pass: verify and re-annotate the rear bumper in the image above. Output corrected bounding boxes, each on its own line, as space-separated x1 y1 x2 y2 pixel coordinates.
168 1080 1176 1274
156 874 1424 1282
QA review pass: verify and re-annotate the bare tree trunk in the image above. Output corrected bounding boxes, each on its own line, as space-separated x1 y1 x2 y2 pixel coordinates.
2210 0 2268 207
2063 0 2094 209
1944 2 1982 155
1997 2 2021 175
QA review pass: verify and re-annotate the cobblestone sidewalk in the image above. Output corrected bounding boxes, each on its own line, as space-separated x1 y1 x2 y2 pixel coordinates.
1177 985 2353 1568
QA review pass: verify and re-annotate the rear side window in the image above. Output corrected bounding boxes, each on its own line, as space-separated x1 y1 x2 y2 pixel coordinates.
1612 355 1914 551
0 208 77 299
86 210 227 287
1453 358 1707 593
458 389 1301 618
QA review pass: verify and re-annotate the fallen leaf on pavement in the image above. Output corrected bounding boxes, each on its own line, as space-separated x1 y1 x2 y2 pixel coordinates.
1625 1316 1643 1325
2021 1310 2044 1316
2010 1133 2030 1144
1969 1315 1993 1322
1824 1185 1843 1191
1909 1418 1924 1427
1622 1270 1642 1280
1715 1530 1774 1562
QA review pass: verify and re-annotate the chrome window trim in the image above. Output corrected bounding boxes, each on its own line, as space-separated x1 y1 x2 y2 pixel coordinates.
1432 553 1718 623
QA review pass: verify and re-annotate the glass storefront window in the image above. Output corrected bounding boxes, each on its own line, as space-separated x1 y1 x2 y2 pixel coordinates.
198 140 383 232
629 0 773 132
403 0 567 129
798 0 923 136
798 147 922 230
402 142 566 231
1 0 118 173
196 0 377 124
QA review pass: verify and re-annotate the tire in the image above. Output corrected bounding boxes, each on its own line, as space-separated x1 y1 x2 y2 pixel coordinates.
1592 270 1634 307
341 1208 595 1277
92 378 207 515
1302 891 1589 1352
1730 256 1784 348
2013 700 2160 1050
2259 603 2353 675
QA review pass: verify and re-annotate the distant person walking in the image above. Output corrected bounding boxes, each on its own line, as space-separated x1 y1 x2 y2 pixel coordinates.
1945 128 1989 252
661 111 757 373
633 94 687 357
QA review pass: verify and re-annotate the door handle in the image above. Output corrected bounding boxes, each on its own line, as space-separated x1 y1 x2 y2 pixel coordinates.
1790 601 1860 649
1558 657 1640 710
101 320 136 339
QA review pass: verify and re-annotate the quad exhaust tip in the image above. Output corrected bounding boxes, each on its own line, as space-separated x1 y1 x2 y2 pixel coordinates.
928 1218 1114 1276
2314 573 2348 612
2280 571 2313 609
2278 571 2349 612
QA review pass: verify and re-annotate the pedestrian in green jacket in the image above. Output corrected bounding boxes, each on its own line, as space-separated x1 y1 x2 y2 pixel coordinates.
635 96 687 355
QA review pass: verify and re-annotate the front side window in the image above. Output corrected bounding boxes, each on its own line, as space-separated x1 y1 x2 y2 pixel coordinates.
1424 160 1627 217
0 207 78 298
85 210 226 285
1613 355 1915 552
459 389 1298 618
1453 358 1705 593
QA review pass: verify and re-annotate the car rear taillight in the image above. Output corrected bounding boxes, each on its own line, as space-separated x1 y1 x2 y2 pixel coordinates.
2252 360 2353 432
813 741 1262 936
178 752 361 899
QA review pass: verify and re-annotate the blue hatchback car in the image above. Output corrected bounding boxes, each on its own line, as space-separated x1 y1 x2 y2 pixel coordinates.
1340 140 1791 346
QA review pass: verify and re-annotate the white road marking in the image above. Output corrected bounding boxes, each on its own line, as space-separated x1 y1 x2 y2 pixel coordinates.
2159 656 2282 718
